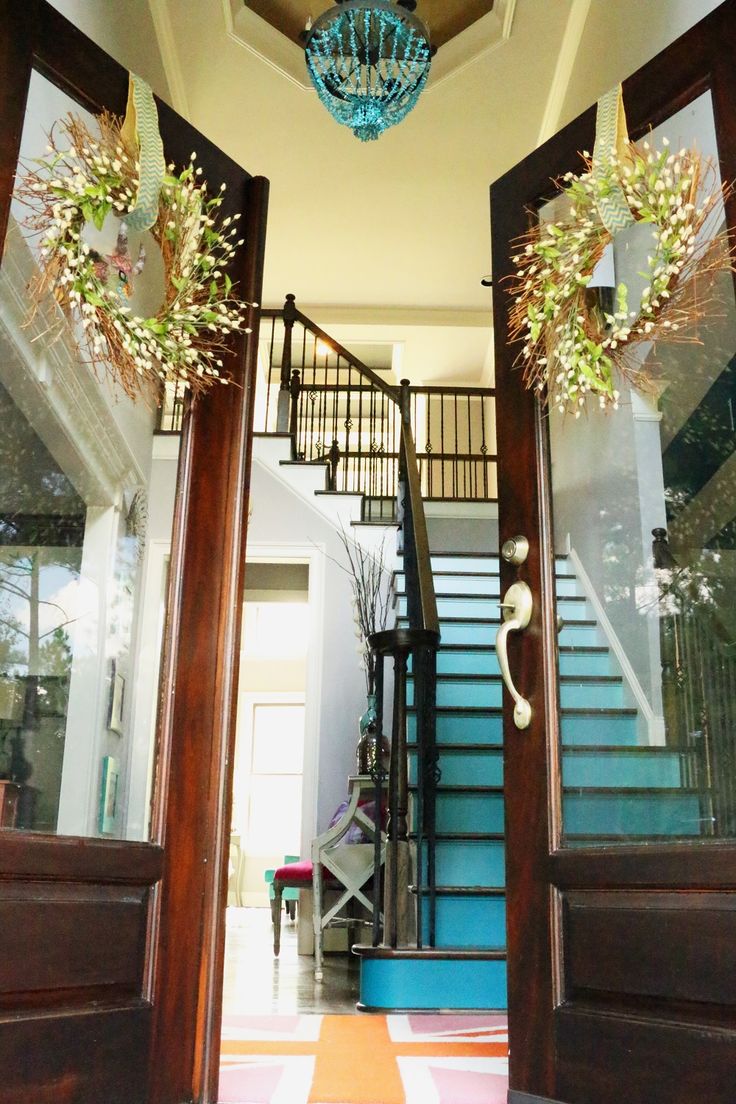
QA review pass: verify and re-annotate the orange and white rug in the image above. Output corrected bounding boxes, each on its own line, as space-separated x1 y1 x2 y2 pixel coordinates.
219 1013 508 1104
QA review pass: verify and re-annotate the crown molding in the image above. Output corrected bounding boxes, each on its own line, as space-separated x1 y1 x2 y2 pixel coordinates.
148 0 192 118
221 0 517 94
223 0 312 90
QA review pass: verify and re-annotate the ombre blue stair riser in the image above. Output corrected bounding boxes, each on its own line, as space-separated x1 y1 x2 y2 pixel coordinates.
563 751 685 788
419 894 506 948
359 956 508 1012
559 650 614 676
396 573 581 598
426 554 572 575
435 650 503 676
397 573 501 597
401 618 605 648
407 676 624 710
424 790 505 833
431 647 612 677
409 748 503 787
396 595 590 621
558 622 604 647
418 839 506 888
561 712 638 745
428 555 502 574
408 710 503 745
564 791 702 835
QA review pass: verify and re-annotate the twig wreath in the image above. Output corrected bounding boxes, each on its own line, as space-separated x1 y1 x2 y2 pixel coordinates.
15 78 256 402
508 87 735 416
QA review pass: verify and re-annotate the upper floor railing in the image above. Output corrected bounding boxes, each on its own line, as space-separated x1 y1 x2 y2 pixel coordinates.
158 294 497 521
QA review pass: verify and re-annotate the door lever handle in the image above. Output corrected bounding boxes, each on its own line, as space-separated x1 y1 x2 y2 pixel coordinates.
496 581 533 730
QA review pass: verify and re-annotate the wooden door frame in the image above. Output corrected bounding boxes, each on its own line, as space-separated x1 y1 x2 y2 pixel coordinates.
0 4 268 1102
491 3 736 1101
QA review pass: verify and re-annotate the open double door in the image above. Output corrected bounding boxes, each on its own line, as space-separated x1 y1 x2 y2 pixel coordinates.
0 3 267 1102
493 3 736 1102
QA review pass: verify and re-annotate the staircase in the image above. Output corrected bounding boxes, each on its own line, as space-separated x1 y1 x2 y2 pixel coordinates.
159 298 704 1013
357 547 702 1012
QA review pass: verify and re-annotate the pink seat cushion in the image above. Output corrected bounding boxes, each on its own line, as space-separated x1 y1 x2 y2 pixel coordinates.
274 860 341 888
274 860 313 884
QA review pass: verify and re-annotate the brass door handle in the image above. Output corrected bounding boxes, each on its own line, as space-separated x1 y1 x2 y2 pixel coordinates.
496 581 533 730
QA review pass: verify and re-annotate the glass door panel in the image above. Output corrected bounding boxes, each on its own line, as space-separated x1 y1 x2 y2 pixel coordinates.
547 90 736 846
0 70 174 841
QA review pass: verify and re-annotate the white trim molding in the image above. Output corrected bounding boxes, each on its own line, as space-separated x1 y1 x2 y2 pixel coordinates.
148 0 192 118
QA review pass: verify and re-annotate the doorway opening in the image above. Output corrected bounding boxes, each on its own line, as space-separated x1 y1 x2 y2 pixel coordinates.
222 553 360 1024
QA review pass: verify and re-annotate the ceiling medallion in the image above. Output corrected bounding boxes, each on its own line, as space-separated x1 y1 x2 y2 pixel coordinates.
304 0 434 142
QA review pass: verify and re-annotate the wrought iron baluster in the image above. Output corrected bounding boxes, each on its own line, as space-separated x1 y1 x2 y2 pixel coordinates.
263 314 276 432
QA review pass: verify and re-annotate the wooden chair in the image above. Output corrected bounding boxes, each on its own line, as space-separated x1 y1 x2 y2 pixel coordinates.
270 775 385 978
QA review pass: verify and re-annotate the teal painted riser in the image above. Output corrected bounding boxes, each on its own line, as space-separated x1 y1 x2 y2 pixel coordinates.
410 749 682 789
409 711 503 744
564 791 701 835
396 573 580 598
397 596 589 621
359 956 508 1011
434 648 613 677
418 839 506 887
409 748 503 787
419 894 506 947
409 710 638 746
430 791 505 833
564 752 684 788
426 555 572 574
401 617 603 648
407 676 624 710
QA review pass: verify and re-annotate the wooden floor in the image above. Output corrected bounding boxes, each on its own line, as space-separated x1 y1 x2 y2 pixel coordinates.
222 907 361 1015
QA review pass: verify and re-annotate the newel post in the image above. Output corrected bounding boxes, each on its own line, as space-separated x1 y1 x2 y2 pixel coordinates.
277 292 297 431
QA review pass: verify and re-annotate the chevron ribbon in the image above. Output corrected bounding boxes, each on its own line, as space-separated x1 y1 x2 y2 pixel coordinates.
120 73 165 233
593 85 635 235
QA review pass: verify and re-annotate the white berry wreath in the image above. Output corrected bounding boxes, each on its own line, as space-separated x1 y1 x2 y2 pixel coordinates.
17 107 255 401
508 90 734 416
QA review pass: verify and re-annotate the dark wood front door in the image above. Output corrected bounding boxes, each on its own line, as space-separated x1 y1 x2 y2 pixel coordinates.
492 4 736 1102
0 4 268 1102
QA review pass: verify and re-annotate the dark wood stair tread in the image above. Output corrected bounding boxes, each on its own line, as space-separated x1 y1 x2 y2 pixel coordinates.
409 832 505 842
564 744 689 754
411 885 505 897
353 945 506 961
563 785 698 795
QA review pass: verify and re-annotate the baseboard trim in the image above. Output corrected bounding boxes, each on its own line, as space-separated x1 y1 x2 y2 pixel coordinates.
509 1091 568 1104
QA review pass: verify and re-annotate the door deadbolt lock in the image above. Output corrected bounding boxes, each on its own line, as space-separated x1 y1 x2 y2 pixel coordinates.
501 535 529 566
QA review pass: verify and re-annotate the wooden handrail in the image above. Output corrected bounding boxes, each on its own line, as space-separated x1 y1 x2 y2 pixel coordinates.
400 399 439 635
261 303 399 402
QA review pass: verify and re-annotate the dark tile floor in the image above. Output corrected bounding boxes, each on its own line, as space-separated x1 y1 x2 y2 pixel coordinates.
222 907 361 1016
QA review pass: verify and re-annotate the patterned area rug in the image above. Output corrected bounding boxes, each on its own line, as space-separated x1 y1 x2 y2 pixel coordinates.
219 1013 508 1104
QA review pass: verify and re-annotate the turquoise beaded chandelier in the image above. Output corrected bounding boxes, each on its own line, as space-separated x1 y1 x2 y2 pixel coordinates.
304 0 433 142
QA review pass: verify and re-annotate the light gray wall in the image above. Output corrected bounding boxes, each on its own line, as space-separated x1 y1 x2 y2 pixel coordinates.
560 0 724 131
247 460 381 835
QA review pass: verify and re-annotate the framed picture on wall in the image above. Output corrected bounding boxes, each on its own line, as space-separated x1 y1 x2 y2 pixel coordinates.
98 755 119 835
107 659 125 735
